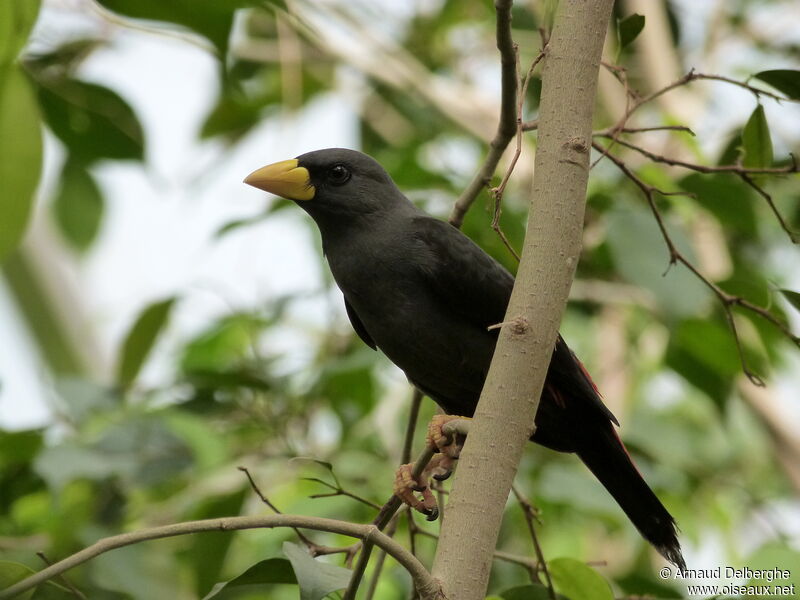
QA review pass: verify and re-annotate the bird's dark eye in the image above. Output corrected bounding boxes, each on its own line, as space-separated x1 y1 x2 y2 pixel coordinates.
327 164 351 185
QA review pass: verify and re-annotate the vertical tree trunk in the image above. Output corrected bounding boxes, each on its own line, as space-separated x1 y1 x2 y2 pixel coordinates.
430 1 615 597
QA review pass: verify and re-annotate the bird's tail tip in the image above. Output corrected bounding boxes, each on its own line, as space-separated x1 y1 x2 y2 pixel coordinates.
657 542 687 573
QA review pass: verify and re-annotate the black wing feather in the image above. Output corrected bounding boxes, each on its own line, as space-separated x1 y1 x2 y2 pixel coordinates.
410 216 514 329
344 297 376 350
410 215 619 426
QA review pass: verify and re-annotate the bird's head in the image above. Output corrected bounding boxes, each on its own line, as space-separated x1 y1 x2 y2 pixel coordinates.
244 148 408 221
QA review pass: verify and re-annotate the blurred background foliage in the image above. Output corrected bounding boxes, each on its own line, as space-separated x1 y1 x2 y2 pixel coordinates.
1 0 800 598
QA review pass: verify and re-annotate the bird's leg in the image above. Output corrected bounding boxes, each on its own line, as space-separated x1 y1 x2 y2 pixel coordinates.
393 415 472 521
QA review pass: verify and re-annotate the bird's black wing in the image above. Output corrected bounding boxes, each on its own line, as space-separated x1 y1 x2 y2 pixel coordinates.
411 215 619 426
345 297 376 350
410 215 514 329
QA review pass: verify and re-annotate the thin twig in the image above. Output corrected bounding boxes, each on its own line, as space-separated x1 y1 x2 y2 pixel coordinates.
307 479 383 511
521 119 539 132
342 539 374 600
488 46 548 262
0 515 442 600
364 517 399 600
739 172 799 243
594 124 695 136
449 0 521 228
238 467 360 562
36 552 87 600
624 69 790 128
511 485 556 600
600 135 799 175
403 389 424 464
593 141 800 384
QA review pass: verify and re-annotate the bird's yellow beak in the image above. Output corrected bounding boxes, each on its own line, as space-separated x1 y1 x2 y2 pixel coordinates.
243 159 315 201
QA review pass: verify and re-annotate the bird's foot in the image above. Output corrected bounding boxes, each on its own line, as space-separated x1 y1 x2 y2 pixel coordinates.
425 414 471 480
393 456 449 521
393 415 472 521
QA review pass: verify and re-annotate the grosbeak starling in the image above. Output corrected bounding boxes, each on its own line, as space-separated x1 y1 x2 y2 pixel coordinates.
245 148 685 569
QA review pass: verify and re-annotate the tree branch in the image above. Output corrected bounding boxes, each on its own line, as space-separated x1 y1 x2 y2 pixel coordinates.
448 0 519 228
430 1 615 597
593 141 800 384
0 515 442 600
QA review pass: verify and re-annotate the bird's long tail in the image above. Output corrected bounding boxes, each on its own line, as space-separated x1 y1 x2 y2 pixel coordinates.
576 426 686 571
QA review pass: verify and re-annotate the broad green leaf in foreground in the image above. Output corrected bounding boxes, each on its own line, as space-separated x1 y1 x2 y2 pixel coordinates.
283 541 352 600
0 0 41 65
0 65 42 262
202 558 297 599
780 289 800 313
753 69 800 100
618 13 645 50
549 557 614 600
742 105 773 169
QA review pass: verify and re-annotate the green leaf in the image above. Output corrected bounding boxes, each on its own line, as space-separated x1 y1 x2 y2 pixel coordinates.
91 543 184 599
96 0 263 57
742 105 773 169
116 297 177 387
0 429 43 468
35 78 144 164
616 570 683 599
183 490 247 596
745 542 800 591
665 318 747 410
679 173 756 236
282 541 352 600
618 13 645 50
53 377 120 421
499 583 566 600
780 289 800 312
34 417 193 489
0 0 41 65
0 65 42 263
717 131 743 166
548 557 614 600
674 319 743 376
0 561 36 599
200 90 272 140
52 159 104 252
753 69 800 100
202 558 297 599
181 314 268 373
606 207 711 317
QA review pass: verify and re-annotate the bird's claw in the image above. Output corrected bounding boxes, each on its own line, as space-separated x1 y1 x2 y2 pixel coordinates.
393 462 439 519
393 415 471 520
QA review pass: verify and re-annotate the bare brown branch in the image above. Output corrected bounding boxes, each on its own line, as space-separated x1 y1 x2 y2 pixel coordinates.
0 515 443 600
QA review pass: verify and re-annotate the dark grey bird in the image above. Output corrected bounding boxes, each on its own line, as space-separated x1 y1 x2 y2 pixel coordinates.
244 147 685 569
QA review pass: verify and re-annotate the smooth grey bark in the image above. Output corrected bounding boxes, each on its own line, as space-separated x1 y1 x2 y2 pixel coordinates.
430 1 616 597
